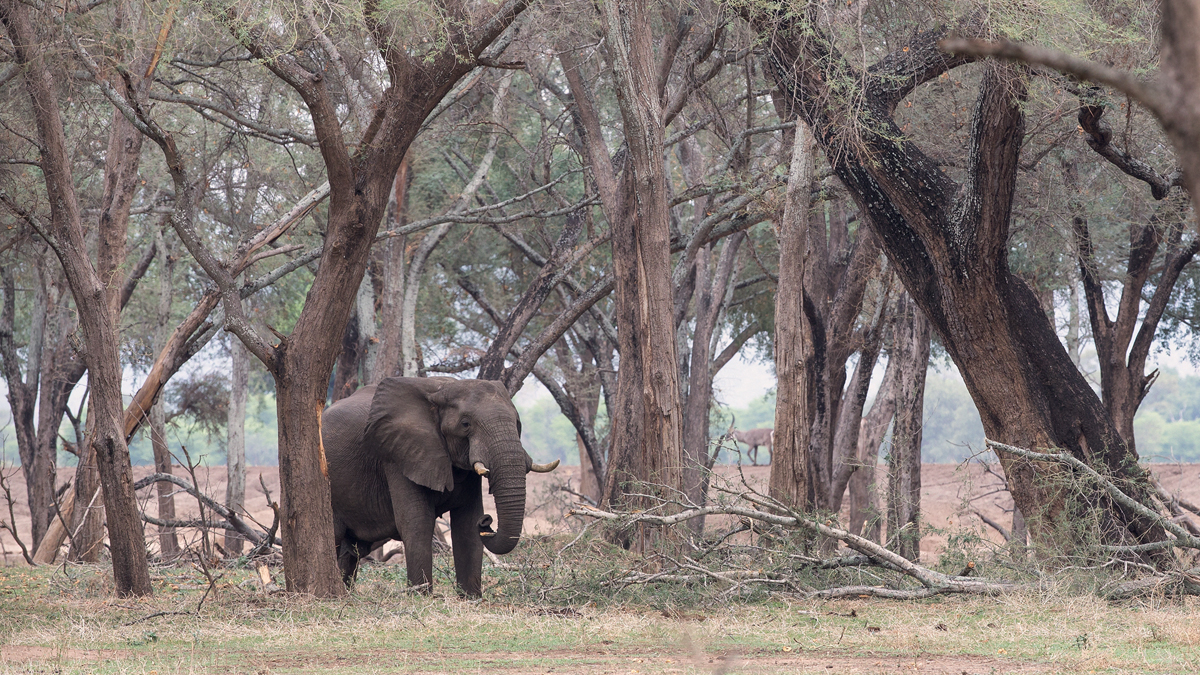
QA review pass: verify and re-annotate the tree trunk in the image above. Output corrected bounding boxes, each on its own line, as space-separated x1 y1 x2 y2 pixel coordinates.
751 11 1168 552
848 351 897 542
770 119 817 511
356 272 378 385
331 312 361 400
224 338 249 556
375 158 410 384
885 295 931 560
150 227 179 558
1068 151 1199 454
681 233 746 514
0 263 51 547
595 1 685 524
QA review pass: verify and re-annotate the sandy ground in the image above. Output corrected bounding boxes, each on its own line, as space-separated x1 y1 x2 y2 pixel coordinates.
2 462 1198 564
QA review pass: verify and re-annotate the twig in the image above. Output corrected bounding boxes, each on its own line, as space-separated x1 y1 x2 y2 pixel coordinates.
122 610 192 626
133 473 278 547
972 509 1011 542
0 465 34 565
192 550 223 612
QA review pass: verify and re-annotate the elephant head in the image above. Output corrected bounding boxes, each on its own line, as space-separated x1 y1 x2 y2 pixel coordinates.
363 377 558 554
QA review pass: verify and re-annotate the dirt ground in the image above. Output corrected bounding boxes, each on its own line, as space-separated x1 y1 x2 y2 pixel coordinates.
2 462 1199 564
0 643 1061 674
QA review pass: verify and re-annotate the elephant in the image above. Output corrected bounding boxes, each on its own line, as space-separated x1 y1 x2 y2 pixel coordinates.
320 376 559 596
731 428 774 465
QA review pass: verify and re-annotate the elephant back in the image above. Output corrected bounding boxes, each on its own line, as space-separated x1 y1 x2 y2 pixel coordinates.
322 385 377 469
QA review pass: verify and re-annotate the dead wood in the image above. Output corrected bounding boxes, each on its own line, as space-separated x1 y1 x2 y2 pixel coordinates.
571 491 1025 598
132 473 280 549
986 439 1200 551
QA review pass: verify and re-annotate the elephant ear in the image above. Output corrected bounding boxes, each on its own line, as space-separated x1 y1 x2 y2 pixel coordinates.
364 377 454 492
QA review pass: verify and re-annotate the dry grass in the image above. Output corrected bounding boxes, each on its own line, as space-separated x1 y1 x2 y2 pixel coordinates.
2 561 1198 675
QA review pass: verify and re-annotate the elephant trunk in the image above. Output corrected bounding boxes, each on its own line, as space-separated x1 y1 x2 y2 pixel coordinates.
476 427 526 555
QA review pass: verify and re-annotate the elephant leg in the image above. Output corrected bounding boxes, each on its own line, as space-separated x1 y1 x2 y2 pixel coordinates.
396 499 436 592
449 496 486 597
337 535 373 588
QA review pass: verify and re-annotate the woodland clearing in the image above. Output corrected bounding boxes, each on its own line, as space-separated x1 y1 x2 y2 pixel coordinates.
3 465 1200 674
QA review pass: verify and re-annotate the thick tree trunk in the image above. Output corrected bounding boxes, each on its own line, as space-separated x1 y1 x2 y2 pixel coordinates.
770 120 817 511
224 338 249 556
597 0 685 523
885 295 931 560
752 11 1168 552
331 314 361 400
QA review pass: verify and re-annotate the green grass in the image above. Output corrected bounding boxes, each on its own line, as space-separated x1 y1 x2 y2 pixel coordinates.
2 562 1199 674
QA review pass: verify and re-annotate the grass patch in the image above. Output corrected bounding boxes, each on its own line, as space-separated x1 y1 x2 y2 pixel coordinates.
2 562 1198 674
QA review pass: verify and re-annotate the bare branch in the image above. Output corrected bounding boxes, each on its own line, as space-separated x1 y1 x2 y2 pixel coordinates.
938 38 1166 119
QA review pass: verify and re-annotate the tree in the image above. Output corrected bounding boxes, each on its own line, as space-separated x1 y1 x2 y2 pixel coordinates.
744 6 1167 551
142 0 534 595
1 0 153 595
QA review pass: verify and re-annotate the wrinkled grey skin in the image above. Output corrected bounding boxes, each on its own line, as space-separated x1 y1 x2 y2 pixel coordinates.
322 377 547 596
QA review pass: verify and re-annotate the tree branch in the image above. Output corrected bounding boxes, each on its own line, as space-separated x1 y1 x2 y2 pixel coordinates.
938 38 1166 119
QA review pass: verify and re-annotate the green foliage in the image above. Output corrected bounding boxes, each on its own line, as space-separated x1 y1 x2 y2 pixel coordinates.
1133 369 1200 461
921 369 987 463
517 397 580 465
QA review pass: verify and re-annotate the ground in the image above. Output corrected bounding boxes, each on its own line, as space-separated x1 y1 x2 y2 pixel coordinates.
1 464 1199 674
1 563 1198 674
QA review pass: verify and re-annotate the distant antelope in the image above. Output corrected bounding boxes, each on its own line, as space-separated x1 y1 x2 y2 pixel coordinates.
731 428 774 465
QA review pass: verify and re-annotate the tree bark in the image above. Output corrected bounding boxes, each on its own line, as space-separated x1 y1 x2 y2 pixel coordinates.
375 158 410 383
886 295 931 561
599 0 685 523
770 119 817 511
224 337 249 556
848 349 897 542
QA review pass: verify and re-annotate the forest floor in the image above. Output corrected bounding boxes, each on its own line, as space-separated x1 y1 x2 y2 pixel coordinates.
0 562 1198 674
2 464 1199 674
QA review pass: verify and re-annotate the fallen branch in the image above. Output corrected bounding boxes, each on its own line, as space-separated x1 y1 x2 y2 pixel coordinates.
986 439 1200 550
122 610 193 626
570 497 1022 597
1103 567 1200 600
133 473 279 548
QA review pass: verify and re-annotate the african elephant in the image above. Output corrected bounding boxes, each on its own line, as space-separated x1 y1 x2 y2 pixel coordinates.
320 376 559 596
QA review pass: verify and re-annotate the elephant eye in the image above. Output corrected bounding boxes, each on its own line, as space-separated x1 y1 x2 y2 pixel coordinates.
461 420 471 429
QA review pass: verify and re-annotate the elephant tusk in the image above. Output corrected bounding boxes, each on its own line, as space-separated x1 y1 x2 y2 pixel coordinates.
529 459 560 473
479 532 495 538
474 462 490 476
